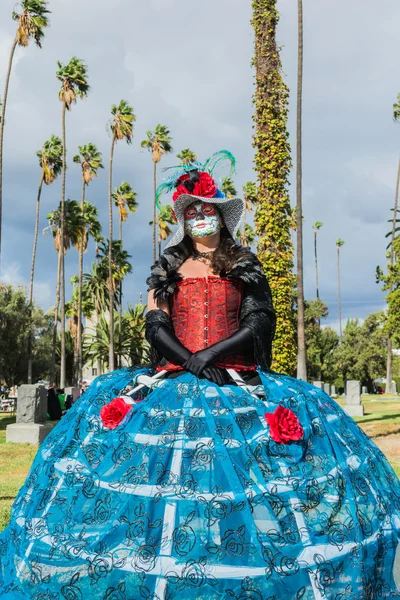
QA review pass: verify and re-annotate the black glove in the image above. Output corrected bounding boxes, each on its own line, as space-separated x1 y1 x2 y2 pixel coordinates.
146 309 191 366
202 366 227 386
183 327 254 377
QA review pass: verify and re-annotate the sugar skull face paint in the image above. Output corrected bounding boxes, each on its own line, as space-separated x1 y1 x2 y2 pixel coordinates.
184 201 221 239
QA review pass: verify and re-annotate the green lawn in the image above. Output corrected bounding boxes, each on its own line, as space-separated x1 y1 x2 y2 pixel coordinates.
0 395 399 529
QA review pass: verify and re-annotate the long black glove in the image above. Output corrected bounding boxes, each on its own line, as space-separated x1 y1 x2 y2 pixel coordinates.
146 310 228 386
183 326 254 377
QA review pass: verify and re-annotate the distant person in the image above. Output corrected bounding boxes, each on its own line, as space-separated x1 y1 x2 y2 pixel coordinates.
46 384 62 421
80 380 89 395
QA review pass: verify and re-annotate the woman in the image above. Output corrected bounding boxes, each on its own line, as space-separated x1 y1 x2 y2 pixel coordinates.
0 154 399 599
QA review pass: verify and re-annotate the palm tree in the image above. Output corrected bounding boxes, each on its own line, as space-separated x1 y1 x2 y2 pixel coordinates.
141 125 173 264
46 199 85 384
0 0 50 259
313 221 323 299
295 0 306 381
393 93 400 122
221 177 237 198
176 148 197 166
27 135 62 383
97 240 132 295
112 181 138 367
124 302 149 364
107 100 135 371
56 57 89 388
73 143 103 384
385 159 400 394
237 224 256 248
66 275 94 362
242 181 257 246
157 204 176 257
336 239 345 338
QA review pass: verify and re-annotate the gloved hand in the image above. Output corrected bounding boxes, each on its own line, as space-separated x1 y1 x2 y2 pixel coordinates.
202 366 227 386
183 327 254 377
146 309 192 366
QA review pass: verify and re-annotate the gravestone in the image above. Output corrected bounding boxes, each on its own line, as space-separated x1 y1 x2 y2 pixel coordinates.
331 385 337 397
313 381 324 390
323 383 331 396
6 385 54 444
362 386 368 395
344 380 364 417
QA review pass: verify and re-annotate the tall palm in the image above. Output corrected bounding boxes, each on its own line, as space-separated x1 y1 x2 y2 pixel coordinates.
66 276 94 357
385 159 400 394
97 240 132 295
176 148 197 166
242 181 257 246
56 56 89 387
125 302 149 364
83 262 111 376
27 135 62 383
73 143 103 384
108 100 135 371
141 124 173 264
336 239 345 338
295 0 306 381
0 0 50 259
157 204 176 257
112 181 138 367
313 221 323 299
221 177 237 198
46 199 85 384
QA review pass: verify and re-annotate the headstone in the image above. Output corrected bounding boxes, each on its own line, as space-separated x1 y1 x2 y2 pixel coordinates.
6 385 54 444
362 386 368 395
323 383 331 396
313 381 324 390
344 380 364 417
331 385 337 397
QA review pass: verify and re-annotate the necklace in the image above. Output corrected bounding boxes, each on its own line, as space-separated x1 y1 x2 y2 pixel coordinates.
192 249 215 264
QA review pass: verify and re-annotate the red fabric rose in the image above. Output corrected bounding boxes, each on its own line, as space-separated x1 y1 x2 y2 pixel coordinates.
100 397 132 429
172 171 217 203
265 406 304 444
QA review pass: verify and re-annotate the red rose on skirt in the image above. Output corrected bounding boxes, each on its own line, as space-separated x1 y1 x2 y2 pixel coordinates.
100 397 132 429
265 406 304 444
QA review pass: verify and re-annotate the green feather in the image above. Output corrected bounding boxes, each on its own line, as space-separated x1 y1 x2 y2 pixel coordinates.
203 150 236 176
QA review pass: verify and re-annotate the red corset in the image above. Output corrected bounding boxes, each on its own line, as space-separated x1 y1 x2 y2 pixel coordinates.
159 277 256 372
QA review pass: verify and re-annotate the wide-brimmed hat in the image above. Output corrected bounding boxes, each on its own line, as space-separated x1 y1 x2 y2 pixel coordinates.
157 150 245 250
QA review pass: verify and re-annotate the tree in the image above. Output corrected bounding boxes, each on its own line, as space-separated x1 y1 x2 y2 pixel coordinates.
252 0 296 374
27 135 62 383
124 302 149 364
0 0 50 259
177 148 197 166
112 181 138 367
241 181 257 246
108 100 135 371
393 93 400 122
336 239 345 338
141 124 173 264
97 240 132 300
73 143 103 384
46 199 85 384
313 221 323 299
303 298 340 382
56 56 89 388
221 177 237 198
333 314 387 391
156 204 176 257
66 276 94 379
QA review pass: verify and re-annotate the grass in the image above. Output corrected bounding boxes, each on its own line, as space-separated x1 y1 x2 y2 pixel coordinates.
0 394 399 528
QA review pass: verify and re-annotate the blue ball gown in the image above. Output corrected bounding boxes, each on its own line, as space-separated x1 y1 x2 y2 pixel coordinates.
0 365 399 599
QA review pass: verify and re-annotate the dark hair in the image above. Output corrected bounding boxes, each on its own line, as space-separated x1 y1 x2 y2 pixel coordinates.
183 227 243 275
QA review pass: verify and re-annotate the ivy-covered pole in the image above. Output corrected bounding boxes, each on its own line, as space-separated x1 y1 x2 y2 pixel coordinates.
251 0 296 374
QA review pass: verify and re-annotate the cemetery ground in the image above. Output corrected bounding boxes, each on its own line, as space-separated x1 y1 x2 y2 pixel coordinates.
0 395 399 531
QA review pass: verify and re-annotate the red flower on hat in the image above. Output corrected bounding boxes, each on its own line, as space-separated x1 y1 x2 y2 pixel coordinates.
172 172 217 203
265 406 304 444
100 397 132 429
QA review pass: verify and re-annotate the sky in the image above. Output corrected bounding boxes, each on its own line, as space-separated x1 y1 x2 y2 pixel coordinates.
0 0 399 332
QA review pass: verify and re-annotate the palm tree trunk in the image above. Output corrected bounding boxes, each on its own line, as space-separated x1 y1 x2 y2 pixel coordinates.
153 161 157 264
108 134 116 371
386 158 400 394
60 102 67 388
296 0 307 381
0 38 18 261
337 247 343 338
76 177 85 387
50 249 62 385
27 170 45 383
314 230 319 299
242 207 247 246
158 235 161 259
118 213 123 368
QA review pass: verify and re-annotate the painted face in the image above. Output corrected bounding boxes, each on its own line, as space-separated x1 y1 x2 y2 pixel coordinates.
184 201 221 239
